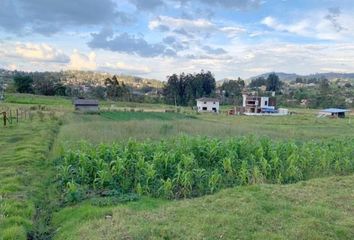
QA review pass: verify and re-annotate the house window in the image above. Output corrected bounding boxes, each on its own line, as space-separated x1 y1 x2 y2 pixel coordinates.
204 102 207 104
202 107 207 111
265 101 268 106
213 102 216 104
212 107 217 112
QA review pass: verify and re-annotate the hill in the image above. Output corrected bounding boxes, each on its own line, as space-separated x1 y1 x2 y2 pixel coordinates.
250 72 354 82
0 69 164 90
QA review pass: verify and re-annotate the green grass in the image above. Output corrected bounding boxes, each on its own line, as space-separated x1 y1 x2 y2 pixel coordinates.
101 111 196 121
52 175 354 240
0 114 59 239
54 111 354 147
4 93 72 107
0 94 353 239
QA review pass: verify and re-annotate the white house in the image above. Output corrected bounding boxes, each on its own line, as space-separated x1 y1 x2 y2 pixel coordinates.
196 98 220 113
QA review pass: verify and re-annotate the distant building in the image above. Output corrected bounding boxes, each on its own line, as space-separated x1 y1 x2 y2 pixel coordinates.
196 98 220 113
318 108 350 118
242 94 276 113
74 99 99 113
241 93 288 116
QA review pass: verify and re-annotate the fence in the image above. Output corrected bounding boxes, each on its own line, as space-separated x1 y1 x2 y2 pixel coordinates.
1 108 31 127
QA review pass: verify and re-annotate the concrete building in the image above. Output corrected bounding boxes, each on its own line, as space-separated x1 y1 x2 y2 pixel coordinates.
196 98 219 113
242 94 276 114
240 93 288 116
74 99 99 113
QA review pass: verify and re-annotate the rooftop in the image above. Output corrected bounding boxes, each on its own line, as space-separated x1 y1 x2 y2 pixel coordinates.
74 99 99 106
196 98 219 102
320 108 350 113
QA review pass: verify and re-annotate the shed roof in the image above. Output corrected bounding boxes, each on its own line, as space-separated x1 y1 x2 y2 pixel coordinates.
74 99 99 106
320 108 350 113
197 98 219 102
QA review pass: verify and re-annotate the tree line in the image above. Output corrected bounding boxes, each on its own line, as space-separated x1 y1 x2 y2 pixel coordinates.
9 70 353 109
12 74 131 101
163 71 216 106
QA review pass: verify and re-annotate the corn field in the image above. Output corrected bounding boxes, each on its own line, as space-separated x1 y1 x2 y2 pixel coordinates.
57 136 354 202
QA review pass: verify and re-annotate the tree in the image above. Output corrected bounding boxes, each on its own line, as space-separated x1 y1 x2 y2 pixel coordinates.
54 82 67 96
33 75 56 95
249 77 266 89
163 71 216 106
295 77 304 83
319 78 330 94
221 78 245 104
104 76 130 100
13 75 33 93
266 73 282 92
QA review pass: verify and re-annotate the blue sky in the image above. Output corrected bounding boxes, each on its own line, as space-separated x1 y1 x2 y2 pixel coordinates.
1 0 354 80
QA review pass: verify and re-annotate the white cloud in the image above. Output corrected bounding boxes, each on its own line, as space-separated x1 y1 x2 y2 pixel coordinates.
261 9 354 41
149 16 215 32
15 43 69 62
220 26 246 38
69 50 97 70
149 16 245 39
261 16 310 36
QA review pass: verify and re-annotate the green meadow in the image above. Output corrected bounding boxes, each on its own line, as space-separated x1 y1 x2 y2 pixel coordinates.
0 94 353 240
0 112 59 239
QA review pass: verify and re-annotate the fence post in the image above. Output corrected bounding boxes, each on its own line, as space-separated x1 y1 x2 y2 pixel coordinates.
16 109 19 123
2 112 6 127
9 110 12 124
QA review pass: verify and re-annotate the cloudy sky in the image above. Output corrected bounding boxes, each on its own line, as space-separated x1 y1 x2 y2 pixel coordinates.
1 0 354 80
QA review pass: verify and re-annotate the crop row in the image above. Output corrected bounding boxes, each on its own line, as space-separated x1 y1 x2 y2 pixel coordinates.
57 136 354 202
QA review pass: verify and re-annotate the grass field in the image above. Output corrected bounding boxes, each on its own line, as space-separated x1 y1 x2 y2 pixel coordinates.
54 111 354 146
0 114 59 239
0 94 353 240
52 175 354 240
4 93 72 108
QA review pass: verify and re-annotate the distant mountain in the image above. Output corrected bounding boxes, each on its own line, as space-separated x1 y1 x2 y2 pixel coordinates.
250 72 354 82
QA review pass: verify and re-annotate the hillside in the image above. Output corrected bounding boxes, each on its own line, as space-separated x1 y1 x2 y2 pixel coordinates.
0 69 164 90
250 72 354 82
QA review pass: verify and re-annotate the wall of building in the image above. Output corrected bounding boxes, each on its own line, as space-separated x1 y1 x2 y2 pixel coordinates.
197 101 219 112
75 106 99 112
260 97 269 108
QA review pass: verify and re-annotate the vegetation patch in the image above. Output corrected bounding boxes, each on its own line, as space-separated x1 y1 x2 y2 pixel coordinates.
57 136 354 202
52 175 354 240
4 93 72 107
101 111 196 121
0 117 59 239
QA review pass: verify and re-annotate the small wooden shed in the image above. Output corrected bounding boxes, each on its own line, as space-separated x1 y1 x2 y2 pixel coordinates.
74 99 99 113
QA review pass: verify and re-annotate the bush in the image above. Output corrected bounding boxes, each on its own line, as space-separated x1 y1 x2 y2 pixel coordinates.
37 111 45 122
49 111 58 121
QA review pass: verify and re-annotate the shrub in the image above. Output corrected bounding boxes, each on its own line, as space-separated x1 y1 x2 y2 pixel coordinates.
37 111 45 122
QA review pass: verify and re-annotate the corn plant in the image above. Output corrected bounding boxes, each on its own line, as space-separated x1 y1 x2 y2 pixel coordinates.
56 136 354 202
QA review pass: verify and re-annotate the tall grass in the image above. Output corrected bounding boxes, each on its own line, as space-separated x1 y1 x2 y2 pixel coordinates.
0 116 59 239
57 136 354 202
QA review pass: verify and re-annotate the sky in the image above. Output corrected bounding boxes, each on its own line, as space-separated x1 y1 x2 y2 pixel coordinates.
1 0 354 80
